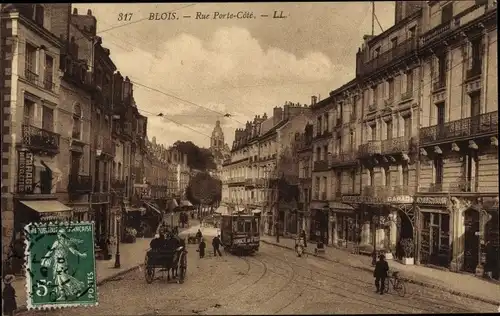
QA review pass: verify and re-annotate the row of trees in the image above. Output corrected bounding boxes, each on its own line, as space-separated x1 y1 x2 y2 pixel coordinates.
172 141 217 171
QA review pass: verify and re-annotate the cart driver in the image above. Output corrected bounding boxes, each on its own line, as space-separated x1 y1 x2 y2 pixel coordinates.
150 231 166 251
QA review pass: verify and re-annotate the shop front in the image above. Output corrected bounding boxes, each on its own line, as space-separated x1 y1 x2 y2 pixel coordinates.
329 201 358 248
415 196 451 267
309 201 329 244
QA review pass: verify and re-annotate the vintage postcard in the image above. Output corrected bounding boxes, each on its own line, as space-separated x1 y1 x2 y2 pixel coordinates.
0 1 498 315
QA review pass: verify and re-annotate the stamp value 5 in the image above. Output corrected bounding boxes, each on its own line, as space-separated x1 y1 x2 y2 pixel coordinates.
24 222 97 310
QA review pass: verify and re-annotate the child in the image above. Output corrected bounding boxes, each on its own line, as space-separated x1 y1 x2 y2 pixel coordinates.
3 274 17 316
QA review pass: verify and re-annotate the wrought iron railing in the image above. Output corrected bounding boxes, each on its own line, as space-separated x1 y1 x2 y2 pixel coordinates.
95 136 115 156
111 178 126 190
359 38 418 75
419 111 498 145
466 64 482 80
421 21 451 45
368 103 378 112
381 136 410 155
43 78 55 91
22 124 60 151
68 175 92 193
25 69 38 85
313 160 329 171
432 80 446 92
358 140 381 157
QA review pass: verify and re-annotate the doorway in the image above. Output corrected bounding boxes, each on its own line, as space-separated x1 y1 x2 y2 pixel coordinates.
463 209 480 273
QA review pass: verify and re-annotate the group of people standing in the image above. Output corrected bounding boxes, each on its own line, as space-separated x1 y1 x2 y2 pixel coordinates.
195 229 222 258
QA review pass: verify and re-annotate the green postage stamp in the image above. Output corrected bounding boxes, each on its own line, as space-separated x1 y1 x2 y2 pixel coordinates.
24 221 97 310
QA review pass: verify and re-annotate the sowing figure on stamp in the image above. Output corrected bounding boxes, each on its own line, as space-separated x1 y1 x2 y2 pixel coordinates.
40 229 88 301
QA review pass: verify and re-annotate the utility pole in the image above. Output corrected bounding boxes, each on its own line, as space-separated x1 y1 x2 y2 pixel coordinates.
371 1 375 36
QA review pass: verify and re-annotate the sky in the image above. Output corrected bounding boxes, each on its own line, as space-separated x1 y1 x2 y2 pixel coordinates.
74 2 396 149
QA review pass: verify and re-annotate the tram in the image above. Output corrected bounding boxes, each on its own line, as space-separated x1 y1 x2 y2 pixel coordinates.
220 210 260 254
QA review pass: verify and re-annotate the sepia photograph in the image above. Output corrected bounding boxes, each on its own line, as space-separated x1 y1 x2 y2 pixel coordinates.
0 1 498 315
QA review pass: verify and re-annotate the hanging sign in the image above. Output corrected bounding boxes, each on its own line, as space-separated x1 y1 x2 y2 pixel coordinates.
17 151 34 194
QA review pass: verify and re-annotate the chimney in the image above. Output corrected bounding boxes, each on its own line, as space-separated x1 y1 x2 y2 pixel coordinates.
311 96 318 105
87 9 92 16
73 8 78 15
273 107 283 126
263 113 268 119
283 103 290 120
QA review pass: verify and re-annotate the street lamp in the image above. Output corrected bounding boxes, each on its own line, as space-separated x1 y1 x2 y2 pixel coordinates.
114 200 124 268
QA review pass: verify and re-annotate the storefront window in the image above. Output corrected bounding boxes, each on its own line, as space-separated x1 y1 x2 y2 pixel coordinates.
420 212 450 267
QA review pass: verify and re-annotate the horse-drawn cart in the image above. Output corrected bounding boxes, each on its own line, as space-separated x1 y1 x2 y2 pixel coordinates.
144 246 187 284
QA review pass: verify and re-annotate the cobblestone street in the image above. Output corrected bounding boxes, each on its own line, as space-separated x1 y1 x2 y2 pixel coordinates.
17 241 497 315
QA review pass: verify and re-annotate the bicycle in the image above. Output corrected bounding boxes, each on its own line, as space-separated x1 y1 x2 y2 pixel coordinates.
384 271 406 297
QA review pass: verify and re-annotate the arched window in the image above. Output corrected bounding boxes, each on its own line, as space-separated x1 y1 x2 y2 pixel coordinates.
72 103 82 139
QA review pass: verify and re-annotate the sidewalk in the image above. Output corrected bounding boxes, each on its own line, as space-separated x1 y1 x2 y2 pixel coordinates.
9 221 200 312
261 235 500 306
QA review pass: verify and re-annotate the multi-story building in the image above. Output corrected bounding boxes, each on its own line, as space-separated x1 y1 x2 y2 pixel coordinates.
165 148 179 198
88 31 117 244
60 8 94 223
1 4 72 258
339 1 423 257
310 95 334 243
328 79 363 248
416 0 497 277
295 124 314 239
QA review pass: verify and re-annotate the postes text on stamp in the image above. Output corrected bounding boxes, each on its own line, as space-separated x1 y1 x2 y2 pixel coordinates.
24 221 97 310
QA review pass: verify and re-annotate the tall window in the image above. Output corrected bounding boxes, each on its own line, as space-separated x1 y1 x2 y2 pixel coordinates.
388 79 394 100
385 167 391 187
406 70 413 94
324 113 329 132
316 147 321 161
437 53 447 85
317 117 322 136
402 164 409 188
72 103 82 139
434 157 444 185
349 131 355 151
352 95 358 120
25 43 37 83
42 106 54 132
371 124 377 141
350 169 356 193
372 86 378 105
34 5 44 26
369 169 375 186
23 99 35 126
44 54 54 89
374 47 381 58
386 120 393 140
470 37 482 75
336 171 341 193
436 102 445 126
323 145 328 160
441 3 453 24
408 26 416 39
391 37 398 49
403 116 412 139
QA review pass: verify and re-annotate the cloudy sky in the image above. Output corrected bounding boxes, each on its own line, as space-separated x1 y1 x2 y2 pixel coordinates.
74 2 395 148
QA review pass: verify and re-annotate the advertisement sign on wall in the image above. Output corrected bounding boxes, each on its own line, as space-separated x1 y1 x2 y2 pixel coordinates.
17 151 34 194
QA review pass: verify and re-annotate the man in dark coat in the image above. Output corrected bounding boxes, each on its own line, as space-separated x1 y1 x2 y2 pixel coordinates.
195 229 203 244
2 274 17 316
212 235 222 257
150 232 166 250
198 238 206 258
374 254 389 295
300 230 307 247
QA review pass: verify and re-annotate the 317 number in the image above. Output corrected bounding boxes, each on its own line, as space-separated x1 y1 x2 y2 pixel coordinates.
118 13 133 21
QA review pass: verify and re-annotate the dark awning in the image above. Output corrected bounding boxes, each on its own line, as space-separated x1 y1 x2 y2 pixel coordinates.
144 202 162 214
180 200 193 207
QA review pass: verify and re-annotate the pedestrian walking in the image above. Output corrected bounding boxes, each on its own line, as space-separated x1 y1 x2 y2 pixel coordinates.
212 235 222 257
195 229 203 244
2 274 17 316
198 238 206 258
374 254 389 295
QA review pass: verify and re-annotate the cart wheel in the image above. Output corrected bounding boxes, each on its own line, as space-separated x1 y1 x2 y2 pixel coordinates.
394 279 406 297
145 267 155 284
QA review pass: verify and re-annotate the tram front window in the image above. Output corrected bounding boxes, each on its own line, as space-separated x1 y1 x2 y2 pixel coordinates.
237 220 245 232
252 218 259 235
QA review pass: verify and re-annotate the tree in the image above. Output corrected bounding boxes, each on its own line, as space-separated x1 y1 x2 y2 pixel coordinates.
172 141 217 171
186 172 222 206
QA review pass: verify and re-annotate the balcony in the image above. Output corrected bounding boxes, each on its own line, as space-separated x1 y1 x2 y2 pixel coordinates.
313 160 330 172
358 38 418 76
466 64 482 80
422 21 451 46
432 80 446 92
357 141 381 158
111 178 126 191
314 130 333 140
424 181 479 194
24 69 38 85
368 104 378 112
419 111 498 146
381 137 410 155
21 124 60 154
68 175 92 193
95 136 115 157
245 178 255 187
43 77 55 91
330 151 358 167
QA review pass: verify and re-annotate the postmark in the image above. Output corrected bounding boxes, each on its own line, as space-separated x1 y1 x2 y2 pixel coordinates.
24 221 97 310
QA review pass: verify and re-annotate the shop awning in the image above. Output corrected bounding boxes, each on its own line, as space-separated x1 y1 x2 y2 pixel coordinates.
252 209 262 214
215 205 229 215
329 201 354 211
180 200 193 207
125 206 146 213
20 200 72 221
169 199 179 209
144 202 162 214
